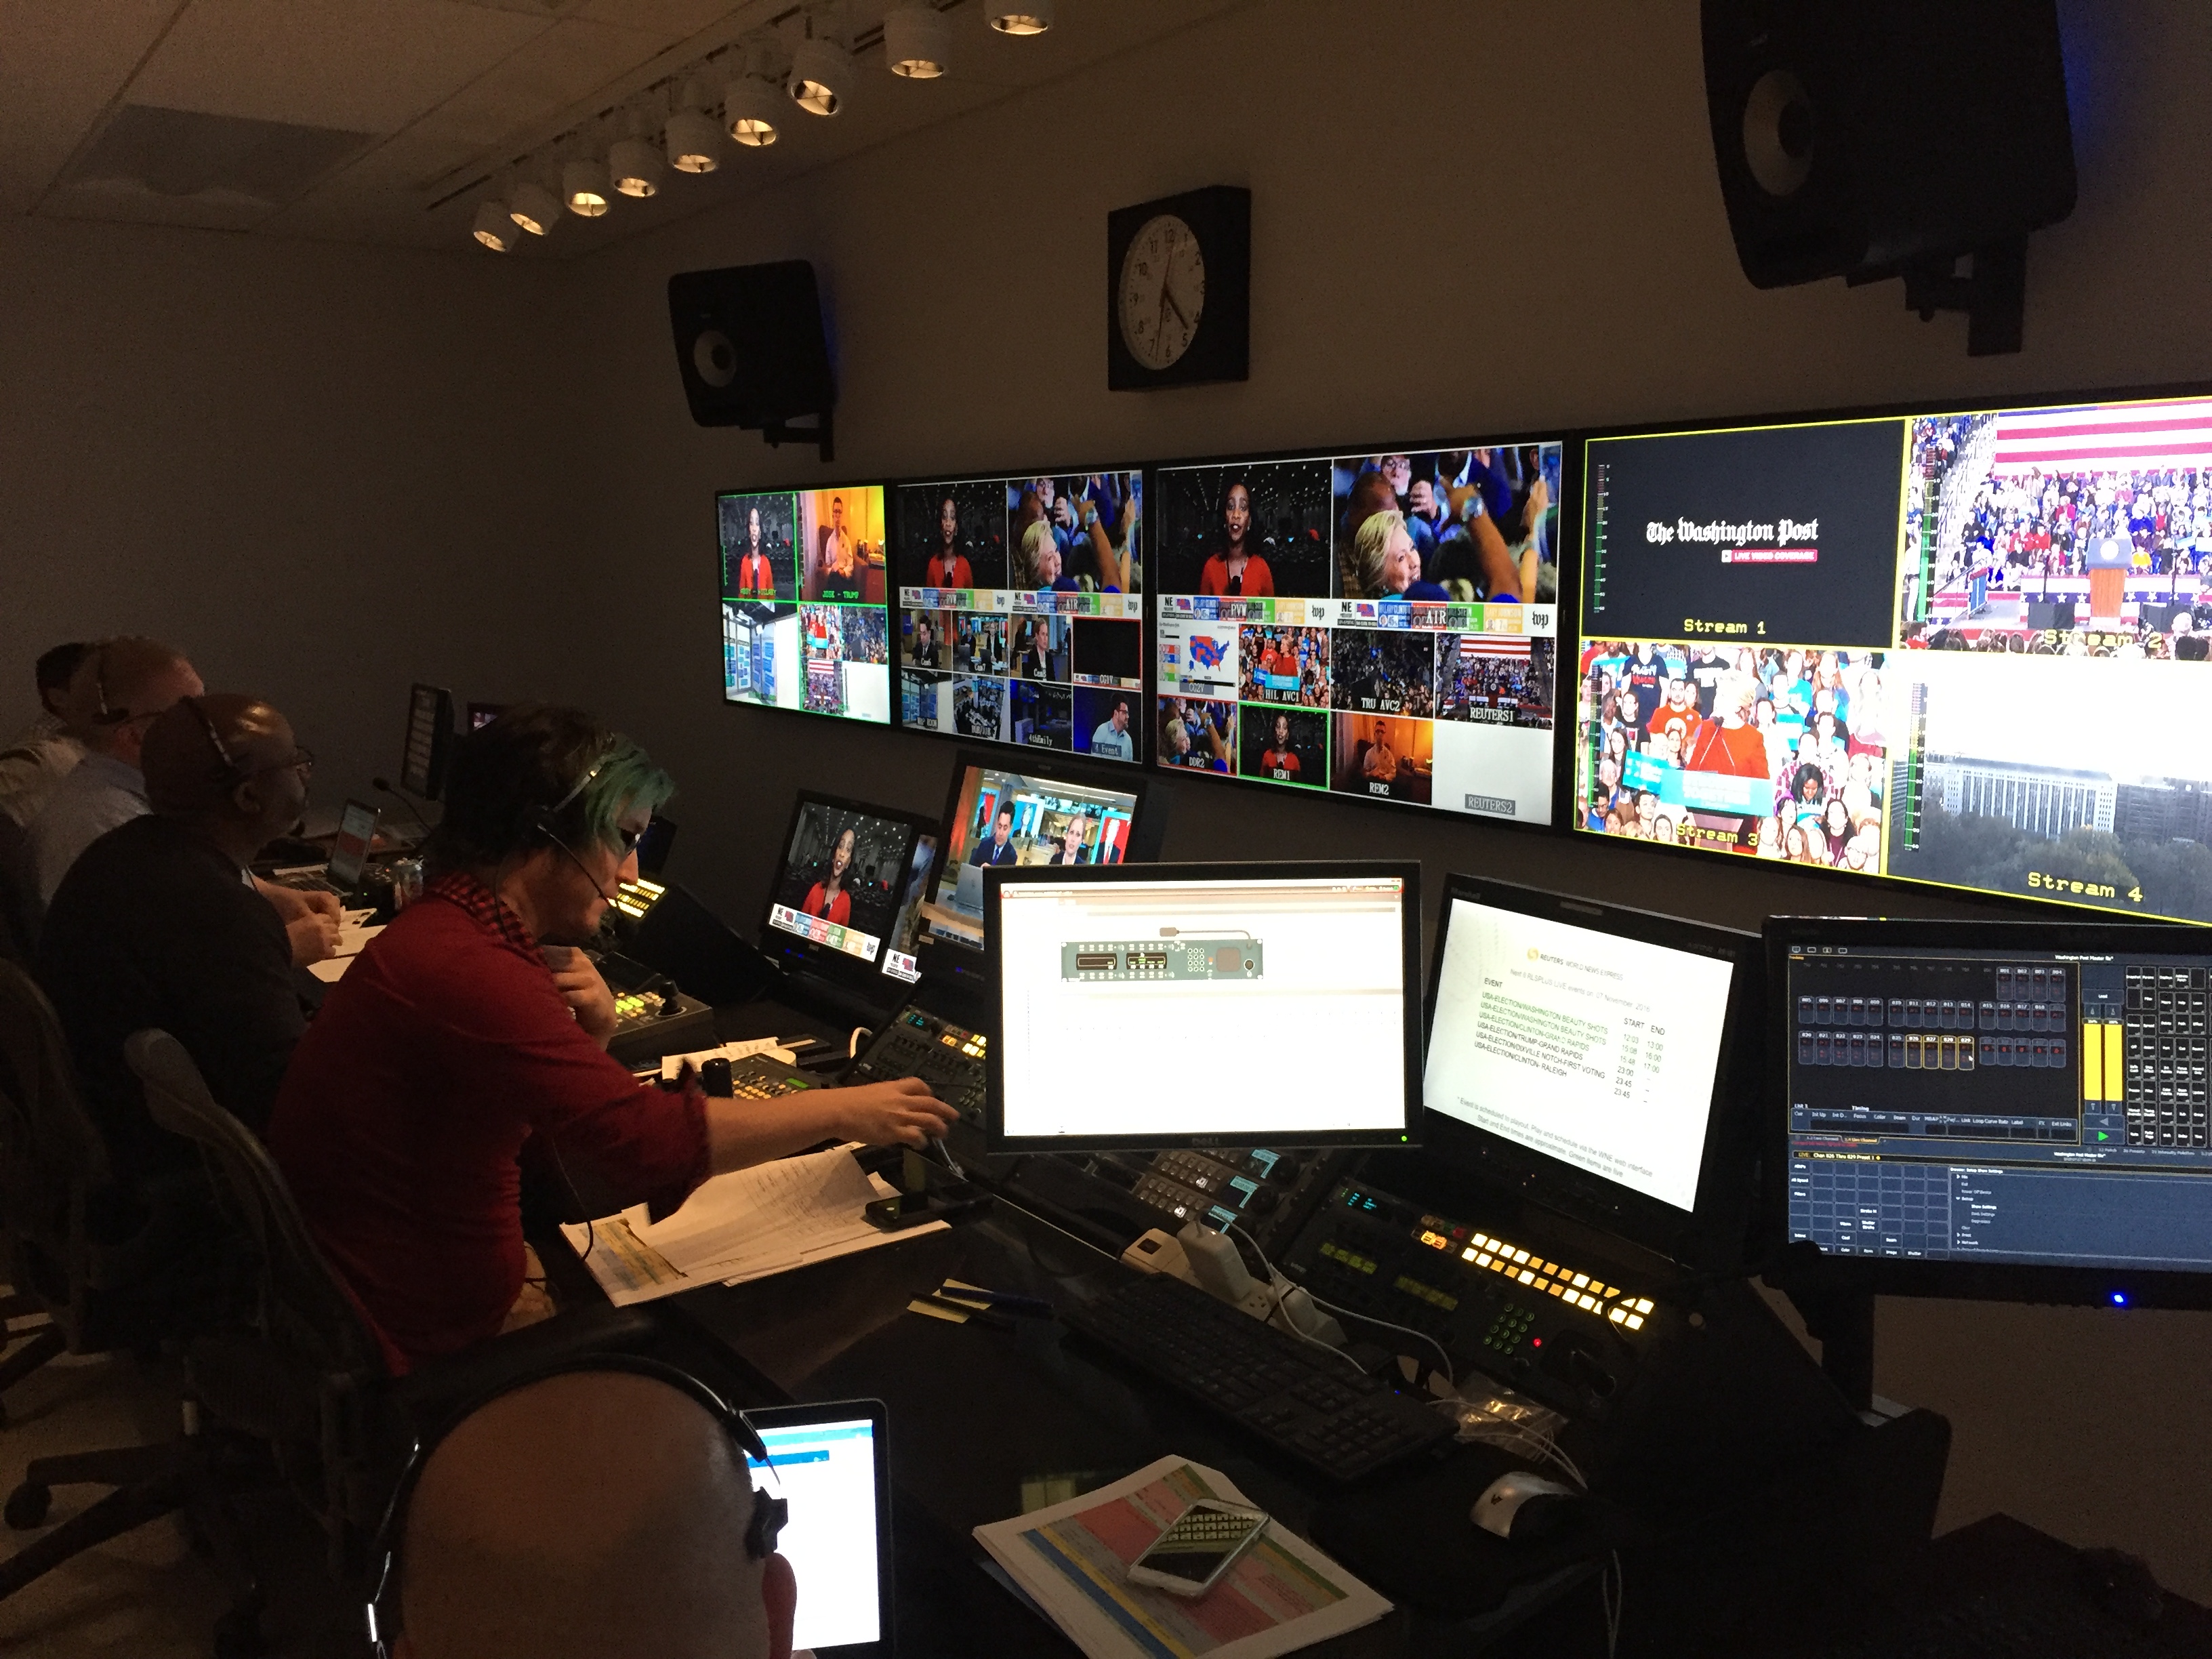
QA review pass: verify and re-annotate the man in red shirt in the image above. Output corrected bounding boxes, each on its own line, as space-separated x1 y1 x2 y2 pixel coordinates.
267 708 953 1373
1645 676 1700 754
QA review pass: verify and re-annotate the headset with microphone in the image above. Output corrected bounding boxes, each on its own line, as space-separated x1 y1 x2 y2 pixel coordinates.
522 748 632 905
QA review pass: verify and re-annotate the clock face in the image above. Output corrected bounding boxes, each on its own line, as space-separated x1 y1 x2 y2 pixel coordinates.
1117 213 1207 372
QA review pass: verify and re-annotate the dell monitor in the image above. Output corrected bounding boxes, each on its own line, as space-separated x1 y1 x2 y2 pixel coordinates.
1770 916 2212 1309
1420 875 1763 1267
1576 391 2212 924
985 861 1422 1153
895 469 1147 763
1151 438 1563 825
759 792 936 1019
720 482 893 724
400 683 453 800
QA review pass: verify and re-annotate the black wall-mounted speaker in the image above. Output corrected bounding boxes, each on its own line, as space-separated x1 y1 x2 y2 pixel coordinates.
668 260 834 451
1701 0 2076 352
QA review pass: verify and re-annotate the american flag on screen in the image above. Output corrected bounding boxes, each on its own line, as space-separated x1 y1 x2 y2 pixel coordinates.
1989 400 2212 474
1459 635 1532 660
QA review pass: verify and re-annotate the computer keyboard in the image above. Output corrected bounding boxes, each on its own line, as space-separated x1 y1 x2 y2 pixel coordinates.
1796 1578 2178 1659
847 1008 986 1126
1062 1271 1456 1483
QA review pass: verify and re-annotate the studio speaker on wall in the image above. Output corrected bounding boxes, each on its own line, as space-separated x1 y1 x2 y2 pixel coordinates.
1701 0 2076 354
668 259 835 457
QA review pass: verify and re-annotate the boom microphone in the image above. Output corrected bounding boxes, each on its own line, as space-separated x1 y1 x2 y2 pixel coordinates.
371 777 433 839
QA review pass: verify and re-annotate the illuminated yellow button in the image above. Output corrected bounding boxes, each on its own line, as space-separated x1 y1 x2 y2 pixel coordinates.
1572 1273 1589 1288
1625 1314 1645 1330
1633 1298 1653 1315
1547 1282 1563 1296
1517 1269 1535 1284
1610 1307 1627 1323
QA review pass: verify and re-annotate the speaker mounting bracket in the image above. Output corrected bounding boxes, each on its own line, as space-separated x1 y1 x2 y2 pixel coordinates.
762 411 834 463
1874 236 2028 357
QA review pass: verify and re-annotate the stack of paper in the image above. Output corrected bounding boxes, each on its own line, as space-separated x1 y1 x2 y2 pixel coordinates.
307 912 384 983
560 1145 947 1307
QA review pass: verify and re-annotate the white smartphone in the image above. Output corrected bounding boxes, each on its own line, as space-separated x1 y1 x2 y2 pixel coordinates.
1125 1501 1271 1597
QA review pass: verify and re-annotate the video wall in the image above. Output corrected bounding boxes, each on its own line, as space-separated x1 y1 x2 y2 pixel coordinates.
894 471 1145 764
1151 443 1561 823
1576 394 2212 923
720 483 892 724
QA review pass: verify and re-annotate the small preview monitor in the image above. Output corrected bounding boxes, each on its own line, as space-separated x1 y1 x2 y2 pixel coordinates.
760 792 930 998
720 483 892 724
465 701 507 731
1576 393 2212 923
400 683 453 800
986 861 1422 1153
1422 876 1761 1266
895 469 1145 764
326 801 379 892
1152 440 1563 825
1771 917 2212 1308
741 1399 892 1658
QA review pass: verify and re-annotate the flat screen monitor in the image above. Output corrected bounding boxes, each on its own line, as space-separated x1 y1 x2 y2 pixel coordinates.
1151 441 1563 825
985 861 1422 1153
739 1399 892 1658
400 683 453 800
894 469 1146 764
1576 393 2212 923
720 483 892 724
1771 916 2212 1309
1420 876 1761 1267
759 792 933 1000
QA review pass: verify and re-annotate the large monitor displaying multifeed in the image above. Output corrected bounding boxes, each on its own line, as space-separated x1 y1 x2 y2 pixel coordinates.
758 792 933 998
719 483 892 723
1771 916 2212 1308
895 470 1145 763
1576 394 2212 922
986 861 1422 1153
1421 875 1762 1266
1151 443 1563 823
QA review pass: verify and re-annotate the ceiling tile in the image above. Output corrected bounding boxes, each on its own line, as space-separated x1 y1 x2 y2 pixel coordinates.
409 14 671 152
570 0 744 38
0 0 186 213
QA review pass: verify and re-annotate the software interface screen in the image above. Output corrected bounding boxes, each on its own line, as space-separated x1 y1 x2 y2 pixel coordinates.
750 1418 881 1651
1578 396 2212 922
1425 900 1734 1211
997 876 1409 1141
922 763 1139 954
720 484 892 724
1785 944 2212 1271
897 471 1144 762
765 801 916 968
1152 443 1562 825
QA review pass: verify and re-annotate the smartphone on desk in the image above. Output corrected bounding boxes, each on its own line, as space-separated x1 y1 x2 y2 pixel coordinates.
1126 1501 1270 1596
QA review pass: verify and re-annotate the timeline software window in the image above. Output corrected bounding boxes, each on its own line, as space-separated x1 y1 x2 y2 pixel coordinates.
996 874 1409 1143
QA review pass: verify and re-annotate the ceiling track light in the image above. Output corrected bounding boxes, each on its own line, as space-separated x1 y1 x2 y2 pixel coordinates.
609 104 666 198
508 177 563 236
724 33 785 146
563 156 611 217
790 3 851 117
666 77 724 173
472 198 519 251
884 3 951 78
987 0 1053 36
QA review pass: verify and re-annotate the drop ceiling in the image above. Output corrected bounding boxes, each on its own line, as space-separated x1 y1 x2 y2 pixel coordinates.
1 0 1248 255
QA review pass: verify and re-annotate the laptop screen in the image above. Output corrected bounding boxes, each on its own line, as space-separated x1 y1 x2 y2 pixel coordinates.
327 801 377 890
747 1412 886 1652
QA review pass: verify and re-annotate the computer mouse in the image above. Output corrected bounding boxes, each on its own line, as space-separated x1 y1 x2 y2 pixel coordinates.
1471 1471 1584 1542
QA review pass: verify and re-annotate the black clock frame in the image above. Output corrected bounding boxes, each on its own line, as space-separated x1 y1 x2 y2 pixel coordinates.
1106 184 1250 392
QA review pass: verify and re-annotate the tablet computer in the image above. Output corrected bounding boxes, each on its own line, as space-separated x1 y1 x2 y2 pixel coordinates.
741 1398 894 1656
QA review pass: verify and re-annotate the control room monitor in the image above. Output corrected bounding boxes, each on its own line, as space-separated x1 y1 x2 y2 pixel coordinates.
720 483 893 724
758 792 933 1004
1421 875 1761 1267
985 861 1421 1153
1771 916 2212 1309
400 683 453 800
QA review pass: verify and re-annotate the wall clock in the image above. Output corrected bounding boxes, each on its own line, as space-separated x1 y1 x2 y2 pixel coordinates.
1106 184 1250 391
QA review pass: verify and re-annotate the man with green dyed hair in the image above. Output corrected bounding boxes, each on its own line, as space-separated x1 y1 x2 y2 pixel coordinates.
268 705 956 1372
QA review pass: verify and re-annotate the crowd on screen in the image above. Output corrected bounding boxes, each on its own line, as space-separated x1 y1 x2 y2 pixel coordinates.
1238 626 1330 707
1440 650 1545 720
1578 641 1887 869
1332 636 1433 718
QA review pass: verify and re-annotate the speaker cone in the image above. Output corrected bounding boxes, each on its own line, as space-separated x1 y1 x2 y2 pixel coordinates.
1742 68 1815 197
693 329 737 388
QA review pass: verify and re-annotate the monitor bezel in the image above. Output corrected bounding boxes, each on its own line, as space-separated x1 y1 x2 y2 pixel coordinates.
983 857 1424 1154
1763 914 2212 1311
715 480 896 729
756 789 938 1000
1421 873 1764 1271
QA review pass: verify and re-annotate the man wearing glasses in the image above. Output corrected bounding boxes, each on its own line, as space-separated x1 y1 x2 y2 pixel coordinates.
39 694 330 1182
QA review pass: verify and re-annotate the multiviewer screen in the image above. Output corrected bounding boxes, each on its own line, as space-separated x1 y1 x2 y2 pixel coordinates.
720 483 892 724
896 471 1144 761
996 874 1410 1143
765 800 918 969
1784 944 2212 1270
1578 396 2212 922
1152 443 1561 824
750 1417 882 1652
1425 898 1735 1212
920 762 1139 956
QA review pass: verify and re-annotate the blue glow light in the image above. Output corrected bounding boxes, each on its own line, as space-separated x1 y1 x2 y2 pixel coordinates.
2110 1290 2129 1307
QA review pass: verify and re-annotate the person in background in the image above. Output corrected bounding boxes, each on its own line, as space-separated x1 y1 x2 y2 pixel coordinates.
1087 695 1134 762
267 708 954 1372
816 494 857 588
1353 510 1448 602
0 641 92 829
38 695 331 1181
1048 817 1090 865
969 805 1019 866
1021 521 1078 594
1360 720 1399 783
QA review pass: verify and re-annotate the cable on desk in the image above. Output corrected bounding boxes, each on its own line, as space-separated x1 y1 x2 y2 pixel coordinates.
846 1025 870 1059
1223 1221 1375 1380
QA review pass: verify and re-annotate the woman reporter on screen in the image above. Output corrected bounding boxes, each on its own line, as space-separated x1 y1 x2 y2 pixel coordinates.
926 494 972 590
1197 481 1275 598
803 827 856 926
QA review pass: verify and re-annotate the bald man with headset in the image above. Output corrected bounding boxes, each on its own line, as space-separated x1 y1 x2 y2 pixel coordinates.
269 705 958 1375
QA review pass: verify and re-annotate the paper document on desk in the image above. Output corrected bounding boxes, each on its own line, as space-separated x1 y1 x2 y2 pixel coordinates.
975 1455 1390 1659
307 920 384 983
657 1037 798 1080
558 1146 947 1307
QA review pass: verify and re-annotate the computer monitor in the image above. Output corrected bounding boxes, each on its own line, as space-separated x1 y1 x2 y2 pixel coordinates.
400 683 453 800
758 792 934 1004
985 860 1422 1153
906 750 1163 999
1575 392 2212 923
720 483 893 724
1769 916 2212 1309
326 801 378 893
893 469 1147 763
1420 876 1763 1267
465 701 506 731
1151 439 1563 825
